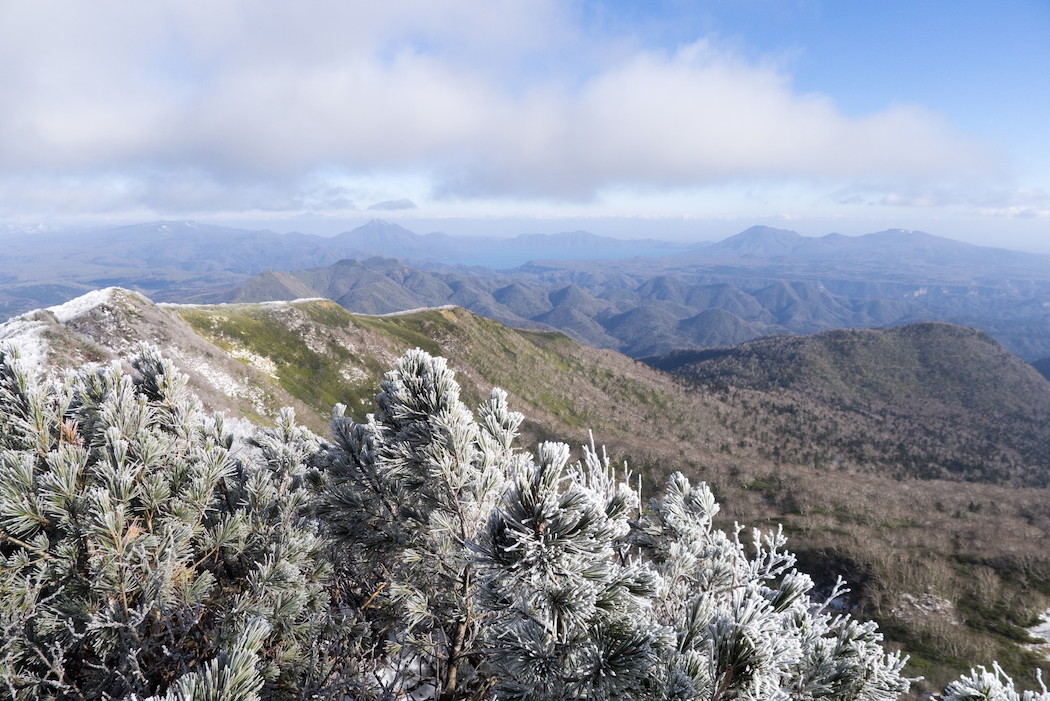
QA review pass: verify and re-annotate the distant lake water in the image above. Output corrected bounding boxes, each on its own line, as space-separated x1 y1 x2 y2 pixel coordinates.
437 245 691 270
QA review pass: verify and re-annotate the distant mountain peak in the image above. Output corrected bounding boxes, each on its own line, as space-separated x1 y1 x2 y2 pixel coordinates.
738 224 803 237
356 218 416 234
330 220 458 261
692 225 806 258
363 217 394 226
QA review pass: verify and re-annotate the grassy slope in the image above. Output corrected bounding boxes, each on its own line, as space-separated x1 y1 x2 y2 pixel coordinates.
171 301 1050 696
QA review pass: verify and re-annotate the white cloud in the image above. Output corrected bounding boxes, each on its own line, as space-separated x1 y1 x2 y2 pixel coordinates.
369 199 417 211
975 188 1050 219
0 0 1003 218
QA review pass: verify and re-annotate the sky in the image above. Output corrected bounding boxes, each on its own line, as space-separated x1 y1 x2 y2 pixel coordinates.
0 0 1048 249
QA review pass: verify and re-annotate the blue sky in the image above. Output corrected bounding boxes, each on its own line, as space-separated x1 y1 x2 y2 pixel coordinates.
0 0 1047 248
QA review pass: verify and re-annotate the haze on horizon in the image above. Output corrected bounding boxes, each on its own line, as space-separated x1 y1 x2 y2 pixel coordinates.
0 1 1048 250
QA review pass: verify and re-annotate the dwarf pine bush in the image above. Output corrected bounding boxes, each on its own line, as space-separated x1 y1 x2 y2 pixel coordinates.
319 350 524 699
0 343 1045 700
940 663 1050 701
0 346 340 700
317 349 912 700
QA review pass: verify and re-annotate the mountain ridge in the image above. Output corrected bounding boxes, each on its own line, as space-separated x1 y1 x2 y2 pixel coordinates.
7 220 1050 361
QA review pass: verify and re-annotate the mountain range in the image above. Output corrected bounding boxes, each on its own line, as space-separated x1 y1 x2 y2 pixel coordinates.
207 227 1050 360
6 218 1050 363
0 219 688 318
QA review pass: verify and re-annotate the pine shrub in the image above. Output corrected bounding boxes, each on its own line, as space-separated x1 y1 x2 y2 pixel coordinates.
0 346 337 700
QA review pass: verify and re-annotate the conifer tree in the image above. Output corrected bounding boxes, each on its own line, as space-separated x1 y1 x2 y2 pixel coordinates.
474 440 662 699
0 346 335 700
319 348 914 700
320 349 525 699
634 472 909 700
941 664 1050 701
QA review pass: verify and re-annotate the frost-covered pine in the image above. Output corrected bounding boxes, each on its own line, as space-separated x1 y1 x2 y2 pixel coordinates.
475 440 662 699
941 664 1050 701
320 349 526 699
0 346 333 700
320 348 914 700
635 473 909 700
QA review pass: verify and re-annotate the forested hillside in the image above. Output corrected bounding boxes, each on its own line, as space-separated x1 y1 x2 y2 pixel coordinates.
647 323 1050 485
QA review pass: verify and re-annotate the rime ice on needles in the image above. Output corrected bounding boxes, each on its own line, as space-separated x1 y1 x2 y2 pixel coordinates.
320 348 914 700
941 664 1050 701
320 349 526 700
0 345 334 700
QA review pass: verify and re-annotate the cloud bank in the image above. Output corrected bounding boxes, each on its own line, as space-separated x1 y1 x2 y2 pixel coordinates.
0 0 1001 218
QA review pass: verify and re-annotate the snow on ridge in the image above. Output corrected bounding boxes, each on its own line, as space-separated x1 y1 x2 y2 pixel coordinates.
47 287 139 323
0 287 141 371
375 305 458 317
159 297 329 309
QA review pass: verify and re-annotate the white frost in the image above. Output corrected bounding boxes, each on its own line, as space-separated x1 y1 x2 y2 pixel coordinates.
229 345 279 378
0 314 51 371
1025 609 1050 664
160 297 328 309
47 287 128 322
375 305 457 317
1031 610 1050 643
0 287 142 372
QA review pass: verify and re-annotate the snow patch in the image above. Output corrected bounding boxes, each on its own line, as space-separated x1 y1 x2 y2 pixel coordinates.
229 346 279 378
160 297 328 309
1028 609 1050 661
172 350 272 417
1030 610 1050 642
0 287 143 371
340 365 369 383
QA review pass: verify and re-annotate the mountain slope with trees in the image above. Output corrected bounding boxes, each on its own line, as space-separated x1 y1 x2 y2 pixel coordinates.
646 322 1050 486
